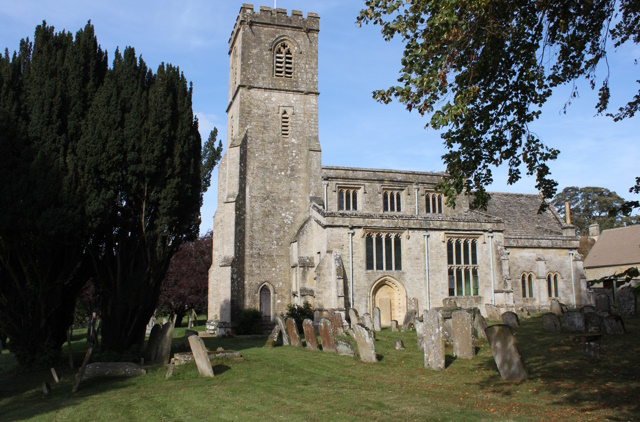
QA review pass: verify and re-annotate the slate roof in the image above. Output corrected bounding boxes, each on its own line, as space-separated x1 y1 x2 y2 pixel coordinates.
583 225 640 269
480 193 567 237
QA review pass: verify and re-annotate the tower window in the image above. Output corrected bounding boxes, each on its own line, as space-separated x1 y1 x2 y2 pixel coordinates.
274 42 293 79
281 110 290 138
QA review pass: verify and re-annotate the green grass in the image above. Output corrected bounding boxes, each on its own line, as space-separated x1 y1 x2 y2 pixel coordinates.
1 315 639 421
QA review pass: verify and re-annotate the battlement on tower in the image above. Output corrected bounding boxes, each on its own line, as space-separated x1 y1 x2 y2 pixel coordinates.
229 4 320 50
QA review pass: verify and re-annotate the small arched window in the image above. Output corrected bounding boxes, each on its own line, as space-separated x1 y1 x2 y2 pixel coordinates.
521 273 534 298
274 41 293 79
547 273 560 298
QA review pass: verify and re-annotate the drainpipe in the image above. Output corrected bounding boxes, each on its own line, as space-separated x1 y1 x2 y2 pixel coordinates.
423 232 430 311
569 249 576 307
414 186 419 215
323 181 329 211
348 229 355 308
488 230 495 305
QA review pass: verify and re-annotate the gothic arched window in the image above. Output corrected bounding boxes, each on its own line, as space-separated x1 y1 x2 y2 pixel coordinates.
274 41 293 79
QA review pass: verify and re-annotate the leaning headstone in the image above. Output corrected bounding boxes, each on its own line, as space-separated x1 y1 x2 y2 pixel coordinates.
348 308 360 329
390 320 399 332
362 313 374 331
275 316 290 346
424 310 445 370
473 312 487 339
584 342 600 360
564 311 586 333
264 324 282 348
395 339 405 351
352 324 377 363
146 324 162 361
594 294 610 313
188 335 214 377
331 312 345 336
617 287 636 316
603 315 625 334
550 299 563 316
415 321 426 351
485 325 527 381
542 313 561 332
485 304 502 321
318 318 336 352
335 339 356 357
373 307 382 331
302 319 319 351
155 320 175 364
452 310 475 359
285 317 303 347
585 313 604 334
501 311 519 330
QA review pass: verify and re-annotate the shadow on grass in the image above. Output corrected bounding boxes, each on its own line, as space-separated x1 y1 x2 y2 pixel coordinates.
475 314 640 416
213 364 231 375
445 354 457 368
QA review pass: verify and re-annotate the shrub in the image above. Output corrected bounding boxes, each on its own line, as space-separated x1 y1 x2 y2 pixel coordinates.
235 308 263 335
286 301 314 332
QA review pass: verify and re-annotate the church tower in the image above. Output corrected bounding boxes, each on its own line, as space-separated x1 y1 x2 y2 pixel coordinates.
208 5 322 328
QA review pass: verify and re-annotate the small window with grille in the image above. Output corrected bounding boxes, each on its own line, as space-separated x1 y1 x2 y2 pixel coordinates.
274 42 293 79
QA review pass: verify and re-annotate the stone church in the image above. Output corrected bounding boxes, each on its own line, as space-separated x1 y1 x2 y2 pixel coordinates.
207 4 587 330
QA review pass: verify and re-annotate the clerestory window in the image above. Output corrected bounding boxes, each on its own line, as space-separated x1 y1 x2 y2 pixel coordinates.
366 233 402 271
338 188 359 211
425 193 443 214
383 190 402 213
447 238 479 296
521 273 534 298
274 41 293 79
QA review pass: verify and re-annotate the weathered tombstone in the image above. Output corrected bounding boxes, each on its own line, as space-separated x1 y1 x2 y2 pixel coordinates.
550 299 563 316
564 311 586 333
402 309 417 331
285 317 303 347
155 321 175 364
373 307 382 331
424 310 445 370
165 362 175 379
390 320 399 332
188 335 214 377
348 308 360 329
205 320 219 336
145 316 157 336
442 317 453 346
485 304 502 321
42 382 51 395
395 339 405 351
318 318 336 352
485 325 527 381
415 321 426 351
603 315 625 334
146 324 162 361
584 342 600 360
594 294 610 313
584 313 604 334
335 339 356 357
542 313 561 332
582 305 596 314
473 312 487 339
331 312 345 336
352 324 377 363
452 310 475 359
275 316 290 346
617 287 636 316
264 324 282 348
501 311 519 330
362 313 374 331
302 319 319 351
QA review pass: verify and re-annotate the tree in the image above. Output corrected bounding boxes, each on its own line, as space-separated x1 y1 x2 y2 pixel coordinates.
357 0 640 210
157 232 212 327
0 22 107 367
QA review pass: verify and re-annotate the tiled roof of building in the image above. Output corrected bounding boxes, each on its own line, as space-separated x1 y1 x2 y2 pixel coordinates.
583 225 640 269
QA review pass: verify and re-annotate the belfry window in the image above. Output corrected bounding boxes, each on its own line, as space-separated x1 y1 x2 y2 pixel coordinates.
521 273 534 298
425 193 443 214
274 41 293 78
383 190 402 212
281 110 290 138
447 238 479 296
366 233 402 271
338 188 358 211
547 273 560 298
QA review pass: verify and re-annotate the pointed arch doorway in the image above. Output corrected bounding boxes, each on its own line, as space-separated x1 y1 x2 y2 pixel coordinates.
370 277 407 327
259 284 273 322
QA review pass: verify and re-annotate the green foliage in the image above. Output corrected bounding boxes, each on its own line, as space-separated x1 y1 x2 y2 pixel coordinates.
286 301 314 332
235 308 263 335
357 0 640 210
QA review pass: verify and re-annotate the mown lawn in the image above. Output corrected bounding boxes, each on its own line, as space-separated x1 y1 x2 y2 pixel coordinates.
1 314 639 421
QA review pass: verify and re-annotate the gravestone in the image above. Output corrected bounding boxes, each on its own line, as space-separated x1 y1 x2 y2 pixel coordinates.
146 324 162 361
582 305 596 314
585 313 604 334
594 294 610 313
564 311 586 332
145 316 156 336
155 320 175 364
275 316 290 346
335 339 356 357
603 315 625 334
402 309 417 331
348 308 360 329
187 335 214 377
550 299 563 316
424 309 445 371
442 317 453 346
473 312 487 339
331 312 345 336
373 307 382 331
264 324 282 348
415 321 426 351
395 339 405 351
362 313 374 331
584 342 600 360
391 320 399 332
501 311 519 330
542 313 561 332
79 362 147 381
452 310 475 359
485 325 527 381
485 304 502 321
617 287 636 316
352 324 377 363
285 317 303 347
302 319 319 351
318 318 336 352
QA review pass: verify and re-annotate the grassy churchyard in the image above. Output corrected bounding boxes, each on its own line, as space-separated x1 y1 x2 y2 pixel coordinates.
1 314 639 421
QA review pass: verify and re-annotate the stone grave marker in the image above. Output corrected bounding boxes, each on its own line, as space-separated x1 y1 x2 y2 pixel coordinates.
603 315 625 334
349 308 360 329
146 324 162 361
585 313 604 334
391 320 399 332
395 339 405 351
318 318 336 352
276 316 290 346
452 310 475 359
485 325 527 381
617 287 636 316
582 305 596 314
501 311 520 329
79 362 146 382
155 320 175 364
415 321 426 351
473 312 487 339
485 304 502 321
594 294 610 313
331 312 345 336
336 339 356 357
550 299 563 316
302 319 319 351
264 324 282 348
188 335 214 377
285 317 303 347
542 313 561 332
442 317 453 346
373 307 382 331
564 311 586 332
402 309 417 331
424 309 445 371
353 324 377 363
362 313 374 331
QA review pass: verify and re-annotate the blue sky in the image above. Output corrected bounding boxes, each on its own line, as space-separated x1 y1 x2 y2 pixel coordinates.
2 1 638 234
